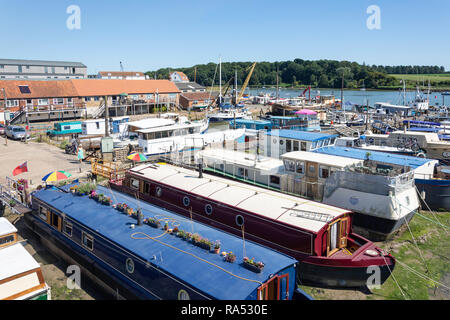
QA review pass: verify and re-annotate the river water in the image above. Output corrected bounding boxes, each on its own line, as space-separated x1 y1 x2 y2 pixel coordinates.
247 88 447 108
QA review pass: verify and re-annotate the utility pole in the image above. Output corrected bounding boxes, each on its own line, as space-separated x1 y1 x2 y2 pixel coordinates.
104 96 109 137
2 88 7 146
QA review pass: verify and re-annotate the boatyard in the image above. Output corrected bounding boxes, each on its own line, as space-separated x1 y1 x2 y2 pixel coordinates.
0 1 449 308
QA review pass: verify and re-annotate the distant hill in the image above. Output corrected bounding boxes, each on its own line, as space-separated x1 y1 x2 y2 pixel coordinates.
145 59 446 90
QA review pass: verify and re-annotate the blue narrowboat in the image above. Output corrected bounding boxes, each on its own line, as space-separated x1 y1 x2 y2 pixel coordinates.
47 121 82 137
25 184 310 300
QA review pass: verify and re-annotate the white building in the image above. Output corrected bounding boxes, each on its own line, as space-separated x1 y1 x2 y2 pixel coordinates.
0 59 87 80
97 71 147 80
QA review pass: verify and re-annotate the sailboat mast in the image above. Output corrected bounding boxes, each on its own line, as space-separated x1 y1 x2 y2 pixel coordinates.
219 55 222 105
276 66 279 102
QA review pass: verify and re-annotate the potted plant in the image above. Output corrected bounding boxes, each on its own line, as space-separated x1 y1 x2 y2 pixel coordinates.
70 185 79 194
147 217 161 228
9 199 16 208
197 238 212 250
163 222 169 231
224 251 236 263
176 230 185 238
89 190 98 201
213 240 221 254
183 232 193 241
102 196 112 206
191 233 201 244
243 257 265 273
172 226 179 234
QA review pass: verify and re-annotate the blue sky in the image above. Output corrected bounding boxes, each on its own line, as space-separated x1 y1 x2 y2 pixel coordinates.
0 0 448 74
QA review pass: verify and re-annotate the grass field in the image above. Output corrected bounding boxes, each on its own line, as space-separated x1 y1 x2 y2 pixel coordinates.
300 210 450 300
390 74 450 87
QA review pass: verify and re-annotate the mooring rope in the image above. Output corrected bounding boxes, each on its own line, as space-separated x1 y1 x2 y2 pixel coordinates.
130 231 263 285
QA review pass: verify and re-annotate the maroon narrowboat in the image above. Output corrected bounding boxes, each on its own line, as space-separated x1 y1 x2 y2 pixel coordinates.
110 163 395 288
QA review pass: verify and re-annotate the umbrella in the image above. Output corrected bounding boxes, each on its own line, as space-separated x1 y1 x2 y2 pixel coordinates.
127 152 148 162
42 170 72 182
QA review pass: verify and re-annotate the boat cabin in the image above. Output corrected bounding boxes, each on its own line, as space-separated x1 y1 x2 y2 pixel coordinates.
47 121 82 137
82 116 130 135
0 218 50 300
262 129 338 158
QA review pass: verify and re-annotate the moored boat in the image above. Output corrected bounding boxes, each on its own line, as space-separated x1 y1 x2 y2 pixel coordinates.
110 163 396 288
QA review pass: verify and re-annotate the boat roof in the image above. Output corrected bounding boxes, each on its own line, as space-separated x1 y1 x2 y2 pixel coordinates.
199 148 283 172
130 163 349 233
0 217 17 237
0 243 40 281
282 151 363 168
314 146 435 169
32 185 297 300
233 119 271 125
137 121 202 134
127 118 175 130
266 130 338 142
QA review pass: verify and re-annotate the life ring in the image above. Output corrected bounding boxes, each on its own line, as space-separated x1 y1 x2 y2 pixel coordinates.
416 152 426 158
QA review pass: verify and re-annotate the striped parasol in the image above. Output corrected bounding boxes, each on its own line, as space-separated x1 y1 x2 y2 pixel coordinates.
42 170 72 182
127 152 148 162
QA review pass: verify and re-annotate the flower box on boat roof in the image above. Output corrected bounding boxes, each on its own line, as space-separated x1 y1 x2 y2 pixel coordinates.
128 163 350 234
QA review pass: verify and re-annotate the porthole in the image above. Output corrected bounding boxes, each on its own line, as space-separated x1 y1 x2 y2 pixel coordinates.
236 215 244 227
273 138 278 144
183 196 190 207
125 258 135 274
156 187 162 197
279 139 284 145
205 204 213 215
178 289 190 300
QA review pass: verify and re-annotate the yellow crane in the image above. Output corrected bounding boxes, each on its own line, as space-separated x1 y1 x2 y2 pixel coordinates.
236 62 256 104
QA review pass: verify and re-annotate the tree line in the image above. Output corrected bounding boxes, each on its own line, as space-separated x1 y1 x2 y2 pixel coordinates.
145 59 446 89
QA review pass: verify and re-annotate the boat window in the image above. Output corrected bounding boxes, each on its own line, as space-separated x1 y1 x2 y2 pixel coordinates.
311 141 317 149
143 182 151 194
309 165 316 174
319 166 329 179
130 178 140 190
238 167 249 178
279 139 284 146
183 196 190 207
178 289 190 300
317 140 324 148
235 215 244 227
330 137 336 145
64 221 73 237
82 232 94 251
51 212 61 231
293 140 299 151
125 258 135 274
296 161 305 174
286 140 292 152
0 234 15 247
156 187 162 197
167 130 174 137
205 204 213 215
155 132 162 139
284 160 295 172
38 206 48 220
270 175 280 185
301 142 307 151
189 127 194 134
161 130 168 138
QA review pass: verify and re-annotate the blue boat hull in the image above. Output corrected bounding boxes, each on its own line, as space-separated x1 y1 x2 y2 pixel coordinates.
415 178 450 211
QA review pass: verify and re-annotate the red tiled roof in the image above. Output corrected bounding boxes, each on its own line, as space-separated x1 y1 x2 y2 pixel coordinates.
0 79 180 99
0 80 78 99
171 71 189 81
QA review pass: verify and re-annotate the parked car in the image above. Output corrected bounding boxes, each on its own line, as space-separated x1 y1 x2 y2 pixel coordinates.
0 123 5 135
5 125 30 140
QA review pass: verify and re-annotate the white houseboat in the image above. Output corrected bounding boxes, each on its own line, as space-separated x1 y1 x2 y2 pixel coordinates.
0 218 50 300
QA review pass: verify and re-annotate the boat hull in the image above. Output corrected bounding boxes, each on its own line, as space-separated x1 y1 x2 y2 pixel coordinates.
415 178 450 211
351 209 416 241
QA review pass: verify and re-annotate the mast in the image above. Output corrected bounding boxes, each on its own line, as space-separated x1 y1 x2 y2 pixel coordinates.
219 55 222 106
276 66 279 102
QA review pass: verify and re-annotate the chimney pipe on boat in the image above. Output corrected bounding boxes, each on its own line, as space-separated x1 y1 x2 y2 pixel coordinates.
198 159 203 178
137 209 143 226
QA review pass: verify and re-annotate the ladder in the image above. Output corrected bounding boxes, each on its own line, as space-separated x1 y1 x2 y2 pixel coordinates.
282 206 334 222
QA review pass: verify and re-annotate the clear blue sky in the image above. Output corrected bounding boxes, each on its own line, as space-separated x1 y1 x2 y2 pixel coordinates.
0 0 448 74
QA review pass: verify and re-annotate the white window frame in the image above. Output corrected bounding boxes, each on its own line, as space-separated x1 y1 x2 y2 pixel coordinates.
53 98 64 105
38 206 48 221
130 178 140 190
64 221 73 237
81 231 94 251
38 99 49 106
6 100 19 107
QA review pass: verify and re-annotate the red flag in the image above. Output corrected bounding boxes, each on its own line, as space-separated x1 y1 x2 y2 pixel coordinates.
13 161 28 176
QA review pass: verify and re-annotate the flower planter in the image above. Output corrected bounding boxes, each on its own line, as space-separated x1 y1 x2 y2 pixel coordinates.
214 248 221 254
147 220 161 228
195 242 211 251
243 261 264 273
